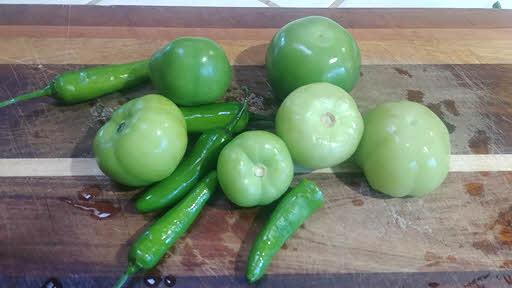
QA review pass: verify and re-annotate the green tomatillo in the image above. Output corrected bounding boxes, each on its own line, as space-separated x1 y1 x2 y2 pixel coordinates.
93 94 188 187
354 100 451 197
217 130 294 207
275 82 364 170
266 16 361 101
149 37 231 106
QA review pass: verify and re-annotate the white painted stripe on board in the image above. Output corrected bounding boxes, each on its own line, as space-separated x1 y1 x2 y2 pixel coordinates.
0 154 511 177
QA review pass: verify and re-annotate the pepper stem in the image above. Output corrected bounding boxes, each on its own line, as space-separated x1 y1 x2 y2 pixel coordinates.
112 273 129 288
224 87 249 134
0 86 52 108
112 262 140 288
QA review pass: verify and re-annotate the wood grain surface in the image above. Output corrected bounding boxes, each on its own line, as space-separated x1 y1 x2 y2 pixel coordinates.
1 5 512 288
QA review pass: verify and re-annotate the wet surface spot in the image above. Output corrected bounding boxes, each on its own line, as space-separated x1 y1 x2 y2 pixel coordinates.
394 67 412 78
465 183 484 196
426 102 456 134
472 239 499 255
468 129 490 154
77 185 101 201
406 89 424 103
500 260 512 269
498 226 512 247
441 99 460 116
60 197 120 220
143 275 162 287
352 199 364 206
425 261 441 267
164 275 177 287
424 251 444 267
446 255 457 263
41 278 62 288
494 206 512 247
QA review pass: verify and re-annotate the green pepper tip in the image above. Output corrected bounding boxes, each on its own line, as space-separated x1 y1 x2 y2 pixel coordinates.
0 85 53 108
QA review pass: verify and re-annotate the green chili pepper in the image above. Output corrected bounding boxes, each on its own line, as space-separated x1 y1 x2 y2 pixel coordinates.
0 60 149 108
180 102 247 133
135 91 249 213
113 170 218 288
180 102 274 134
246 179 325 283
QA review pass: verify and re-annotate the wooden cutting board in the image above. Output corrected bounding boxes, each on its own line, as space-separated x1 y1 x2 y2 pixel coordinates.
1 5 512 288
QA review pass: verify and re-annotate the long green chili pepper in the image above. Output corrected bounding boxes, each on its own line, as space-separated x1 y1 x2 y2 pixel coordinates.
246 179 325 283
0 60 149 108
135 90 249 213
113 170 218 288
180 102 274 134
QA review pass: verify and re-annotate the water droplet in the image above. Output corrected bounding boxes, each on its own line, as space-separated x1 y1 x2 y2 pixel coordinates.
164 275 176 287
41 278 62 288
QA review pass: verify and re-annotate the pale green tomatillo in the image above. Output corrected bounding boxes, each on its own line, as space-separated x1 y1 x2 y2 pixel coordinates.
93 94 188 187
354 100 451 197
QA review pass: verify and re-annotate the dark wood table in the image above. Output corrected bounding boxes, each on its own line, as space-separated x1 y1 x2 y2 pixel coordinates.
1 4 512 288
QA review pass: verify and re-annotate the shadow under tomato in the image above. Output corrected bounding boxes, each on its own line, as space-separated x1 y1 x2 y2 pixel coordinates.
335 173 393 200
232 44 280 109
233 43 268 67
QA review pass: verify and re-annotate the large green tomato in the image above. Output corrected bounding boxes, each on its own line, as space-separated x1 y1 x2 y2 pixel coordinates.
149 37 231 106
93 94 188 187
354 101 451 197
275 82 364 170
266 16 361 101
217 131 294 207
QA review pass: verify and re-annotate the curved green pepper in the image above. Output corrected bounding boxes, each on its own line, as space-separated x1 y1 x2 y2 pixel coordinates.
246 179 324 283
180 102 249 133
135 93 249 213
0 60 149 108
180 102 275 134
113 170 218 288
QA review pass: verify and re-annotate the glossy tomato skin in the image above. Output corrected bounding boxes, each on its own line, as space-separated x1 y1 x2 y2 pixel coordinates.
266 16 361 101
217 130 294 207
93 94 188 187
354 101 451 197
149 37 231 106
275 82 364 170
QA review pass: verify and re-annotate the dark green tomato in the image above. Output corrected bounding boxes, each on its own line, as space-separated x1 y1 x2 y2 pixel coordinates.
266 16 361 100
149 37 231 106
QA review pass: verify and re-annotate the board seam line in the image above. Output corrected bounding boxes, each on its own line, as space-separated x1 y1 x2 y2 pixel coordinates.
0 154 510 177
